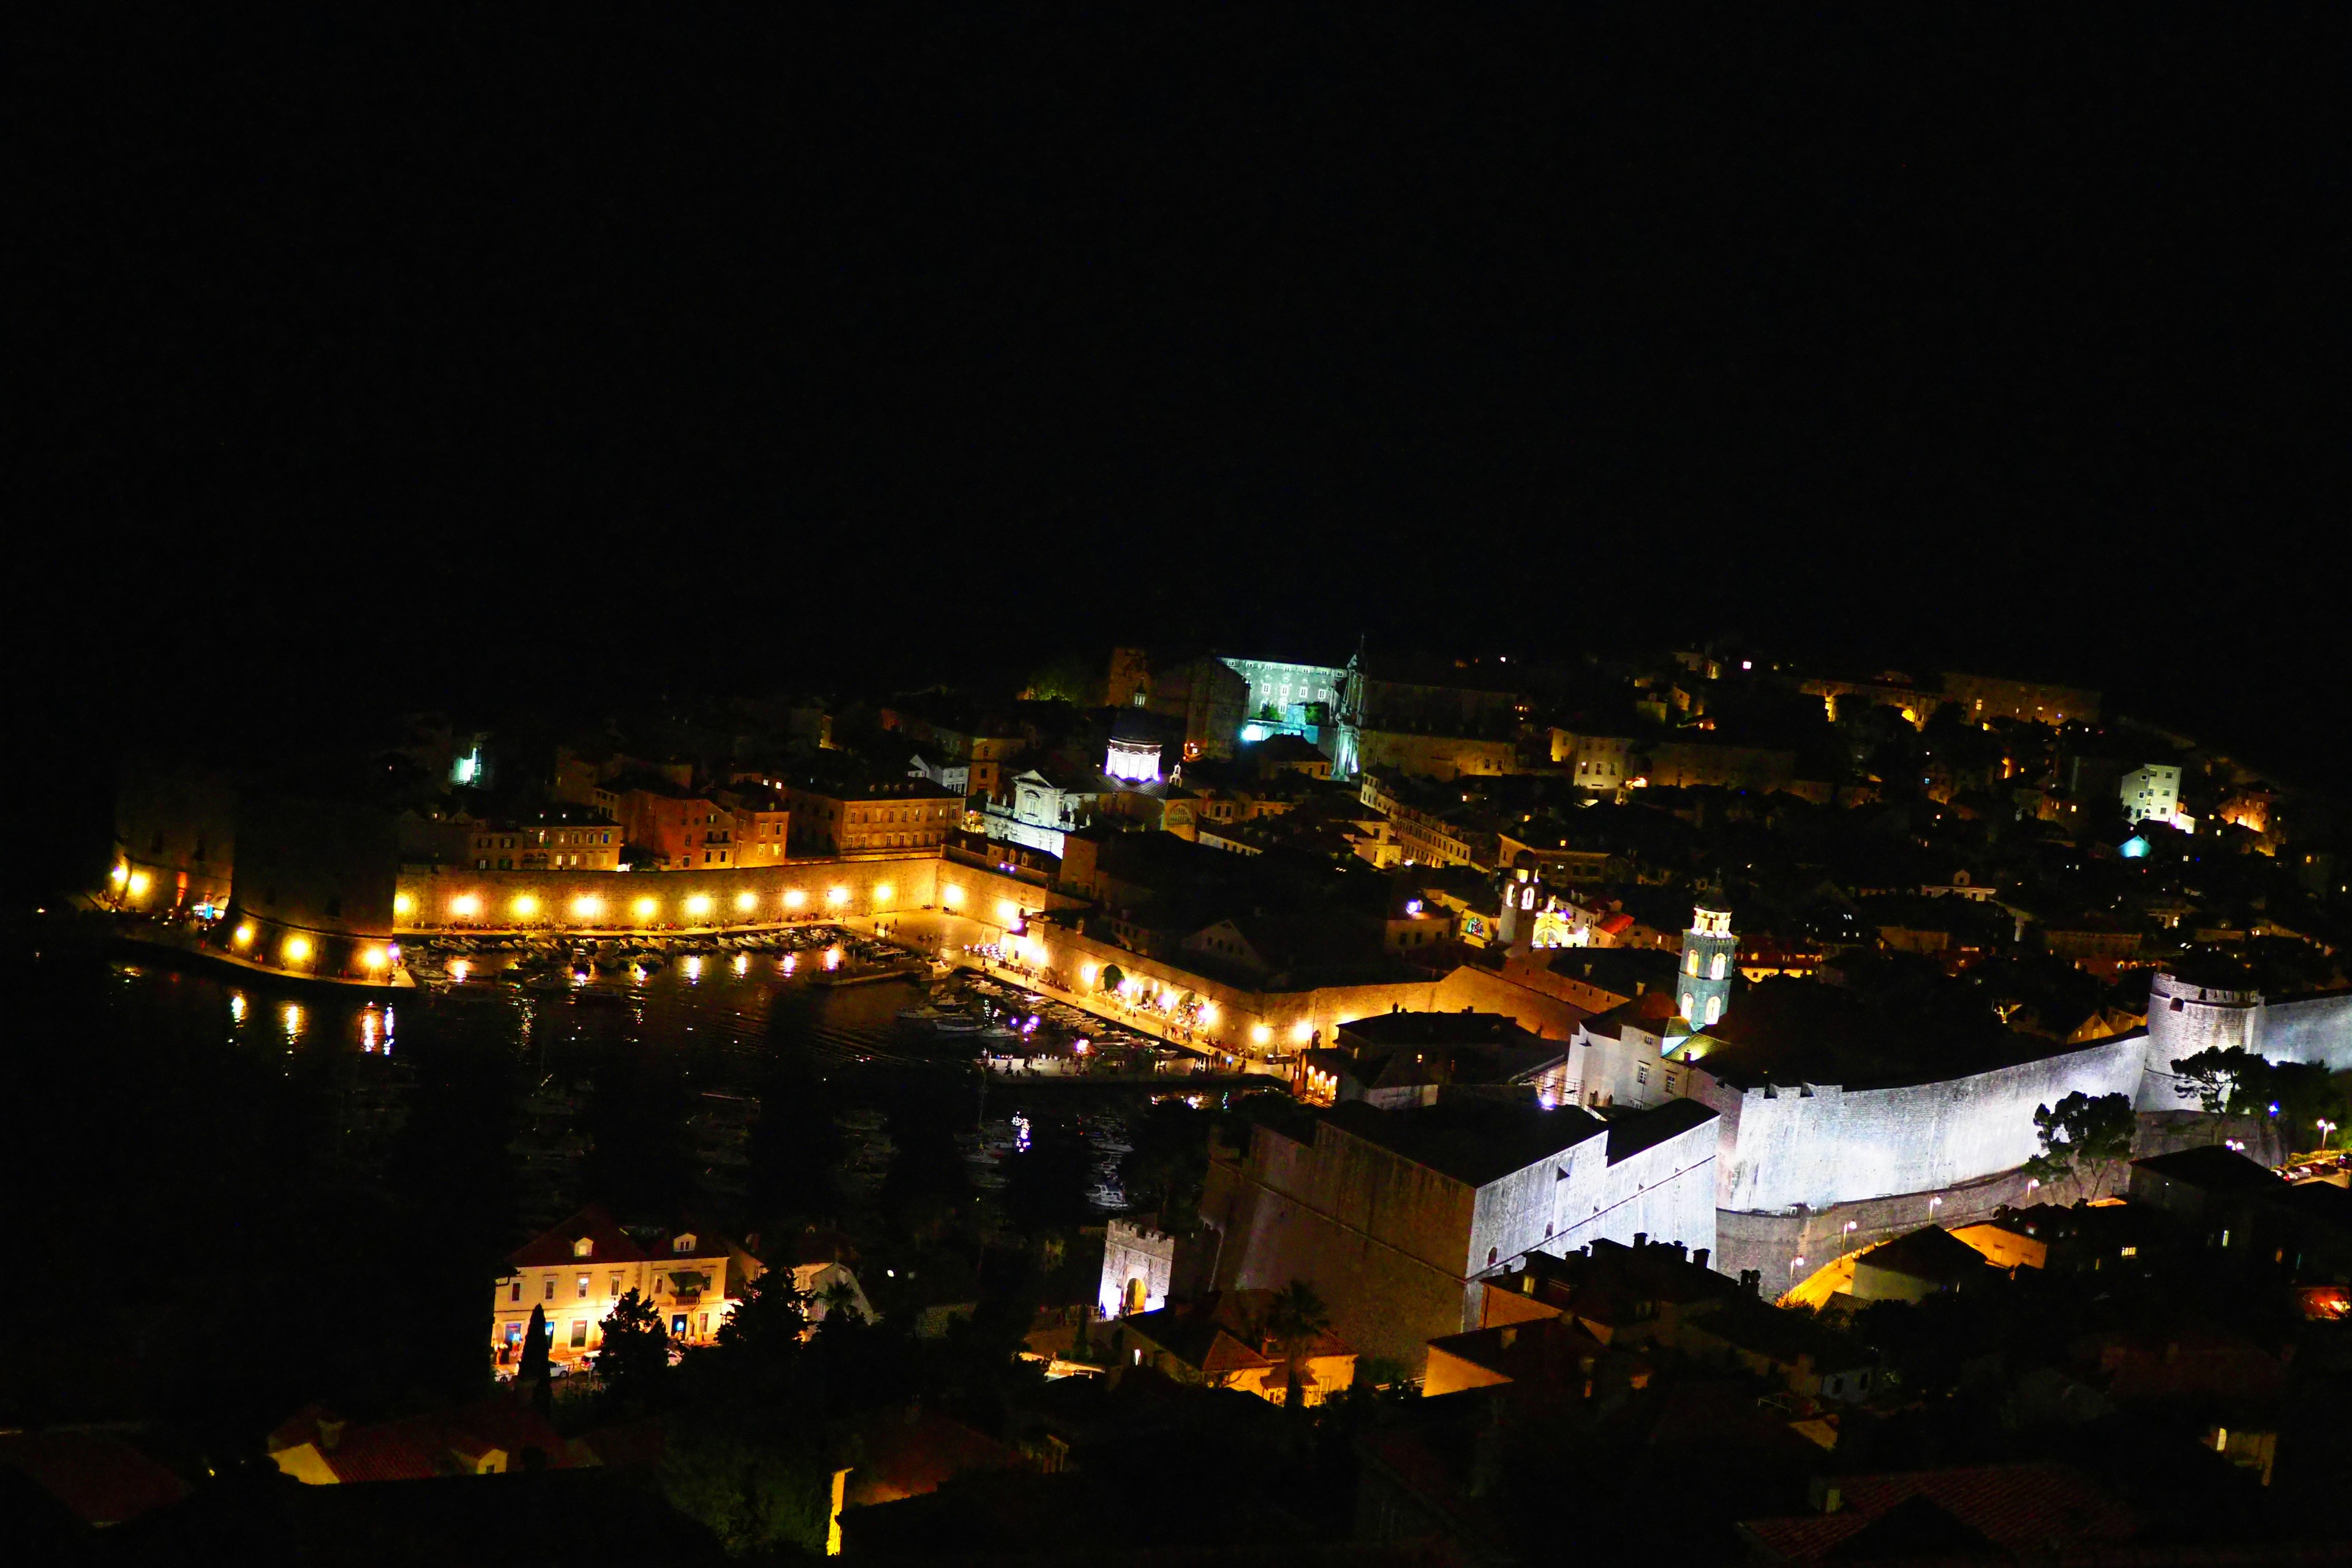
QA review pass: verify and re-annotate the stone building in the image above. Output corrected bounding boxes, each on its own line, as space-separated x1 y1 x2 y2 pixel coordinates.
111 760 238 916
1098 1216 1178 1319
786 776 961 855
1678 903 1737 1027
1200 1095 1718 1372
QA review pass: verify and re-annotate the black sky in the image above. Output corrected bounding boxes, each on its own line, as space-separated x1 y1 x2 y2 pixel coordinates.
12 10 2347 778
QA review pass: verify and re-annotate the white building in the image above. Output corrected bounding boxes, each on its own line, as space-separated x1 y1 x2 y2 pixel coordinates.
2120 763 2182 827
1221 657 1345 729
1550 729 1637 791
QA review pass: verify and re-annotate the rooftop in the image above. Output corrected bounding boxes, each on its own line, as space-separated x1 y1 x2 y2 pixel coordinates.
2132 1144 2289 1195
1322 1098 1608 1188
1684 976 2097 1092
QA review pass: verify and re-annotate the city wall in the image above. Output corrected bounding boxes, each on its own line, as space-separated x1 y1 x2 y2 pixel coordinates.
1696 1031 2150 1216
1555 1121 1719 1265
2138 974 2352 1106
390 855 1077 935
1014 922 1591 1061
1205 1123 1486 1373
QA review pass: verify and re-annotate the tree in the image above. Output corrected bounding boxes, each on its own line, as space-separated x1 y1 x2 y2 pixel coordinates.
1259 1279 1333 1411
2172 1046 2272 1134
816 1277 865 1327
519 1303 553 1419
1099 963 1125 993
594 1287 671 1415
664 1266 835 1557
2024 1091 2135 1199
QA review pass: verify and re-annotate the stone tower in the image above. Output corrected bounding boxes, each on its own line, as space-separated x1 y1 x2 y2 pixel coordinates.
1497 851 1544 948
1679 901 1737 1027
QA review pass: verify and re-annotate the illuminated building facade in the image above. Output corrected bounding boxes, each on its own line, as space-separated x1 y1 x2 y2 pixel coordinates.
1104 710 1164 783
491 1207 759 1368
786 777 961 854
1221 655 1345 729
2120 762 2183 827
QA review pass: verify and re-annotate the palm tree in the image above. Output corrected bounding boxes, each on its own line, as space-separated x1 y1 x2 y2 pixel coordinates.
1259 1280 1332 1410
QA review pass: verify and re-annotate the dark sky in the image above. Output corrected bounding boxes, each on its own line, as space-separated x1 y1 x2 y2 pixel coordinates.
13 10 2346 775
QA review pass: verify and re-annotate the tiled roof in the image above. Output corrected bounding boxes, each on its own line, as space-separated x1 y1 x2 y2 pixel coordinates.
0 1431 189 1526
273 1398 571 1484
1741 1463 2136 1560
506 1205 734 1270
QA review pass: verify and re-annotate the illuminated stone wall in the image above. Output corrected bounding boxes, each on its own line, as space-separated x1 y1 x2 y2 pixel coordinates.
391 855 1071 934
112 761 238 912
1205 1121 1482 1372
1204 1102 1719 1374
2255 990 2352 1071
1694 1031 2150 1216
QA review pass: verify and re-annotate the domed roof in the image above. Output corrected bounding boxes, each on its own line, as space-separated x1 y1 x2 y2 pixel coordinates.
1110 708 1159 744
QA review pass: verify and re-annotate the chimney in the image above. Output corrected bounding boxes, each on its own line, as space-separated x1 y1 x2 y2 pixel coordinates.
316 1415 346 1452
1633 1233 1646 1250
1694 1247 1710 1271
1809 1476 1843 1514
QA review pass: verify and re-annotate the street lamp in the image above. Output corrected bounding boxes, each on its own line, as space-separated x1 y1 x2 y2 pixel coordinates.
2320 1120 2337 1151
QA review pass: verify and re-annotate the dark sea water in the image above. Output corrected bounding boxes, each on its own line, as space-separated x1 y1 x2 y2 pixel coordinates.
0 929 1158 1432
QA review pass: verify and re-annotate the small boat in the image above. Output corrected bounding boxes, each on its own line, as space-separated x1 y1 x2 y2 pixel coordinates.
932 1015 982 1035
898 1005 945 1022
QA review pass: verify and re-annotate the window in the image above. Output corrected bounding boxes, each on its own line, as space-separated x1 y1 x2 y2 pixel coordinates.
570 1319 588 1348
510 1281 521 1303
577 1274 590 1298
611 1275 623 1297
544 1278 556 1301
671 1315 688 1337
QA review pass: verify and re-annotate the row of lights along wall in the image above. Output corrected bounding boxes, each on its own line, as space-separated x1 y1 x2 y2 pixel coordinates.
390 880 1027 929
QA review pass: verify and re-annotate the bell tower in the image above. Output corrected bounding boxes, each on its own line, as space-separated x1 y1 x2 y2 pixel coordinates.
1497 851 1544 948
1679 900 1737 1027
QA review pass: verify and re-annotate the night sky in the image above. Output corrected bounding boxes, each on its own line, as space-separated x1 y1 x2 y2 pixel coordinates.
13 11 2346 777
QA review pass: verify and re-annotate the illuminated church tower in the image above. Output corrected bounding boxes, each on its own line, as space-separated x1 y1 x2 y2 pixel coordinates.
1678 901 1736 1027
1497 851 1544 948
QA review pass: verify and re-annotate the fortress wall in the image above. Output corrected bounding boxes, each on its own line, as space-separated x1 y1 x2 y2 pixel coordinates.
1554 1120 1717 1264
1700 1033 2148 1215
1431 965 1593 1041
1470 1135 1608 1281
1713 1162 2041 1290
394 856 938 930
2255 991 2352 1071
389 855 1075 936
1204 1126 1485 1374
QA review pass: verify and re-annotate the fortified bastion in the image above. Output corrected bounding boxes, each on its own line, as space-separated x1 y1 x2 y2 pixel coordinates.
1691 974 2352 1284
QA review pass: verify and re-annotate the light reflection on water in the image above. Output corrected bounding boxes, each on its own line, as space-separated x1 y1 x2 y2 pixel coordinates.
122 956 1172 1216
